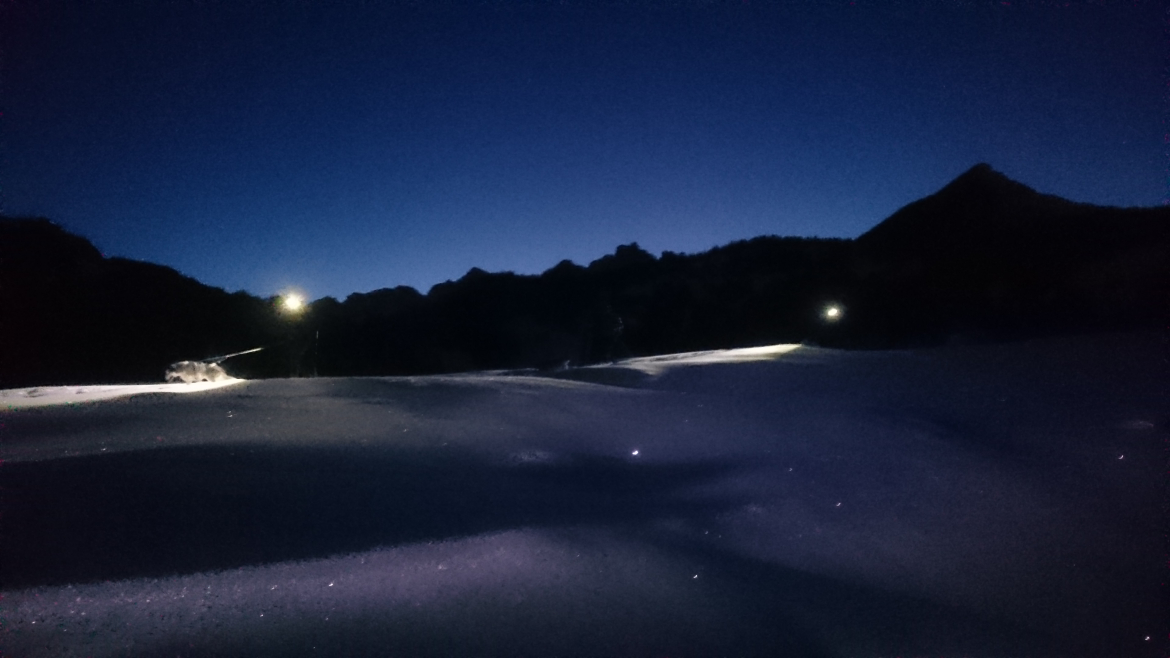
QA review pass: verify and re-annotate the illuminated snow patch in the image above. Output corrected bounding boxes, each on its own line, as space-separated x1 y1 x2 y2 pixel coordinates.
0 379 243 409
609 344 801 376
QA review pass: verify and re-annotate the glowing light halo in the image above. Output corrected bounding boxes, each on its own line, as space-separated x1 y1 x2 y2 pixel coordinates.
278 290 308 314
283 294 305 312
822 304 843 321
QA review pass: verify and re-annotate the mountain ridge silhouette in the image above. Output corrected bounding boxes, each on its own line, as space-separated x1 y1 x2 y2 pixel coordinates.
860 163 1109 251
3 164 1167 386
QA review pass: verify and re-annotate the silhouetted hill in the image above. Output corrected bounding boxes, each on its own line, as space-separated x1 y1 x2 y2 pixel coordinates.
847 164 1170 346
310 237 853 377
857 163 1084 250
3 164 1168 386
0 218 290 387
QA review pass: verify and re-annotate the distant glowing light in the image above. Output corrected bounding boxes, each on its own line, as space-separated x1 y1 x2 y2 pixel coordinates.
282 293 305 312
823 304 843 321
632 450 640 456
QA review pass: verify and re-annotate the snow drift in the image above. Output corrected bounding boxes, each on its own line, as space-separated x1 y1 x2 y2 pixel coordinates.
0 332 1165 657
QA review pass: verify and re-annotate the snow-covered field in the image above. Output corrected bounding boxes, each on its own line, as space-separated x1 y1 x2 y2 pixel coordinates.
1 379 243 410
0 334 1165 657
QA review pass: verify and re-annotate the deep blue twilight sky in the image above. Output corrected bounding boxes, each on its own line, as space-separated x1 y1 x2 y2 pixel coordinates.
2 1 1165 300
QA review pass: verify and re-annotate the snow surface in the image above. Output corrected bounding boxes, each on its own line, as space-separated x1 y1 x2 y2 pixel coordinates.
0 379 242 409
0 333 1165 657
599 343 802 376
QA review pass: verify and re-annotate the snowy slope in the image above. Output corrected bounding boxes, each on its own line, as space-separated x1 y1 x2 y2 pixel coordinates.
0 333 1165 657
1 379 243 410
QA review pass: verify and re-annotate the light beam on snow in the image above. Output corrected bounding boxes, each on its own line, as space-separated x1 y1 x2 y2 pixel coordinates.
0 379 242 409
609 344 801 376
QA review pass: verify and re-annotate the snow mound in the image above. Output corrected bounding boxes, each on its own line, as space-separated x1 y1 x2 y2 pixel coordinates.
0 379 243 409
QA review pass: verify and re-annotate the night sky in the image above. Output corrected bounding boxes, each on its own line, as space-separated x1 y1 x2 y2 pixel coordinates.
2 1 1164 300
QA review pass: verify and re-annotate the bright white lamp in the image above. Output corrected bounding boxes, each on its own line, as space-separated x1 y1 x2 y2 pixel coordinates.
282 293 305 313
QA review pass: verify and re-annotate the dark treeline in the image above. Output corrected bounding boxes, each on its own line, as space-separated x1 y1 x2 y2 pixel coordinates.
314 236 854 377
3 164 1168 387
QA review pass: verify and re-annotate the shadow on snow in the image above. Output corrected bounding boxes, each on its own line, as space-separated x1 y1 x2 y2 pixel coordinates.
0 444 737 589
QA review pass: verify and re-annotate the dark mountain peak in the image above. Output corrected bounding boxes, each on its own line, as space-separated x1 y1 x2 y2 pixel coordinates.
0 216 104 275
543 259 585 278
948 163 1008 191
937 162 1046 202
345 285 423 306
588 242 658 272
857 164 1082 249
951 162 1005 184
614 242 654 260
